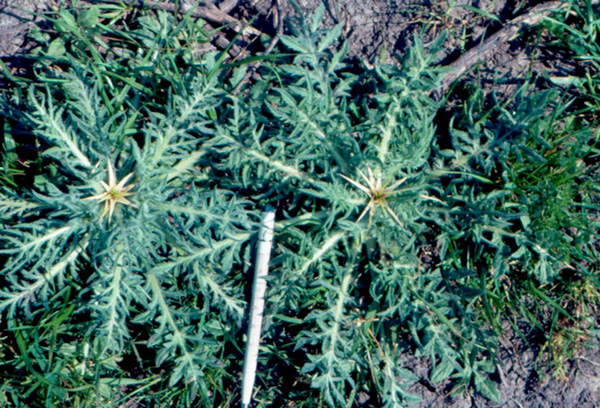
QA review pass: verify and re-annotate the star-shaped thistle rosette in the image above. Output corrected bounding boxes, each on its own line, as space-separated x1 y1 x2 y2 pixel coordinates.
339 165 408 227
83 160 137 223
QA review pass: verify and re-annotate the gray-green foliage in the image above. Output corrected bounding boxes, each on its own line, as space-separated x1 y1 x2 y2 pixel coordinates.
0 2 598 407
0 4 447 405
1 46 256 404
436 88 595 283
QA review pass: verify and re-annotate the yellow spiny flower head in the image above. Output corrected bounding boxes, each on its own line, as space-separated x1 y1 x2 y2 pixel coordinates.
339 165 407 227
83 160 137 223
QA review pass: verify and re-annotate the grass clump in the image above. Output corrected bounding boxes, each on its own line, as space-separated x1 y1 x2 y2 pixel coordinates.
0 1 598 407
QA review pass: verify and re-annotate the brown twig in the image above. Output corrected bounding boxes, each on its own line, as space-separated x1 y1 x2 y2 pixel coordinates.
85 0 261 36
218 0 238 13
232 0 283 95
574 356 600 369
442 1 568 92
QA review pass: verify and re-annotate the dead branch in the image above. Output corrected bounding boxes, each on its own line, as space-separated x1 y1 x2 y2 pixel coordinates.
442 1 568 91
85 0 261 37
218 0 238 13
232 0 283 94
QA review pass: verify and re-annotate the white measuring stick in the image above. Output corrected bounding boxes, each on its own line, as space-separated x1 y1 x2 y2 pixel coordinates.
241 207 275 408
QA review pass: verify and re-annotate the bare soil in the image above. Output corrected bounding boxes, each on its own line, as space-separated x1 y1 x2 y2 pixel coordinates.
1 0 599 407
405 331 600 408
0 0 56 57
